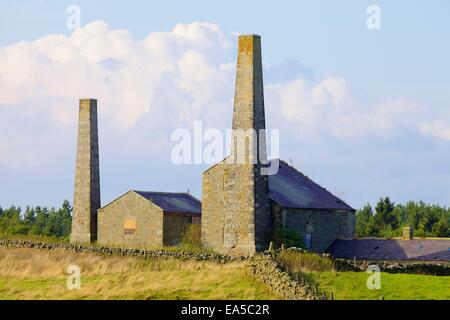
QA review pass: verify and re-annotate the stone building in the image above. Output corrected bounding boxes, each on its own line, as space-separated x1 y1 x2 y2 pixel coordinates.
98 191 201 248
70 34 355 254
327 227 450 262
268 159 355 253
201 35 355 255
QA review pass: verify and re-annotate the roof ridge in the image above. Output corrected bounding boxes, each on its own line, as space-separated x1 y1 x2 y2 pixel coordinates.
133 190 190 195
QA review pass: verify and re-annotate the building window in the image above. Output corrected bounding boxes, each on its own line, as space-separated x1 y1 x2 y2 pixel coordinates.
123 219 136 235
305 233 312 249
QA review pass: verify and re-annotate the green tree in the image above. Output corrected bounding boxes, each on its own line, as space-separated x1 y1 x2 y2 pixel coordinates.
432 218 449 237
355 204 373 237
24 206 36 225
375 197 397 230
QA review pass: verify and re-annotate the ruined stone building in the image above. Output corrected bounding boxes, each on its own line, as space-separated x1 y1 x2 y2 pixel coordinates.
70 34 355 253
201 35 355 255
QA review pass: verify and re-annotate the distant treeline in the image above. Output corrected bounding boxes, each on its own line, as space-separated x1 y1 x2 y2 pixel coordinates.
1 197 449 240
356 197 450 238
0 200 72 240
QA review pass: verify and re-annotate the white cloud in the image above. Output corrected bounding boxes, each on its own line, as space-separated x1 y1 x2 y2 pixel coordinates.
266 77 427 141
0 21 235 168
0 20 448 170
418 121 450 141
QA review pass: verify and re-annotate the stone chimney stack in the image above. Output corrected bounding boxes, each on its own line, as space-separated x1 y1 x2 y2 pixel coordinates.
231 34 267 163
224 35 271 254
70 98 101 244
402 227 414 240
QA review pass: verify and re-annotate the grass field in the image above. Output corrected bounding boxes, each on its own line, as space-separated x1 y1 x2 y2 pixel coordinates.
1 247 449 300
0 248 279 300
311 271 450 300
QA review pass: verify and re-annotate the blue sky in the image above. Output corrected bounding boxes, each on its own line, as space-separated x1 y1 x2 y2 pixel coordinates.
1 1 450 210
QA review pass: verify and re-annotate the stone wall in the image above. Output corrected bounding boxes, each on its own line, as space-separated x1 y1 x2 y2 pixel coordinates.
247 254 322 300
71 98 101 244
98 191 163 248
202 160 226 250
334 258 450 276
277 207 355 253
0 239 243 264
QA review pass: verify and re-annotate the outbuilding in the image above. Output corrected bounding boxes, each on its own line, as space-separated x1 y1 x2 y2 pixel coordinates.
98 190 201 248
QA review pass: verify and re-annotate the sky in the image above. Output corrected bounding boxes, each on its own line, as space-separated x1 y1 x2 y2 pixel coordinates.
1 0 450 210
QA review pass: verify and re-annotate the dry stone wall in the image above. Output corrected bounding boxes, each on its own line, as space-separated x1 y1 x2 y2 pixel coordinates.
247 254 323 300
334 258 450 276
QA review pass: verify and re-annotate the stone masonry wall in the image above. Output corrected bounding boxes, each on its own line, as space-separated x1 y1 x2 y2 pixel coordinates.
247 254 322 300
280 208 355 253
202 161 226 250
70 99 101 244
98 191 163 248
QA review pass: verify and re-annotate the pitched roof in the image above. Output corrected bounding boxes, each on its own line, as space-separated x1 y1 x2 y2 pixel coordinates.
326 239 450 261
268 159 354 211
133 191 201 214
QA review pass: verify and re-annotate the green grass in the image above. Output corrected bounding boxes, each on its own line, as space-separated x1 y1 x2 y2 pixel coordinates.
275 250 450 300
311 271 450 300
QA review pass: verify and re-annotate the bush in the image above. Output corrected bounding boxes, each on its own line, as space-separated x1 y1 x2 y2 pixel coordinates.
271 227 303 249
181 224 202 250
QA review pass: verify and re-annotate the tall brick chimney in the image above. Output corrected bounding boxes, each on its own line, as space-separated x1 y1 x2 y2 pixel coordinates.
224 35 271 254
70 98 101 244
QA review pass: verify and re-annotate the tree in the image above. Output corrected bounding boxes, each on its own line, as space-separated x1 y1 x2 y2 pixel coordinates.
24 206 36 225
355 204 373 237
375 197 397 230
432 218 449 237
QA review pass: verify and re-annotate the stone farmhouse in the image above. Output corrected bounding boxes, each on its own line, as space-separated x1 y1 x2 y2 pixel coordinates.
70 34 356 254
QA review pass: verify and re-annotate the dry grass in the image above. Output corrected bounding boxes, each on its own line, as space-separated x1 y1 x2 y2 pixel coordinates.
277 250 334 273
0 248 280 300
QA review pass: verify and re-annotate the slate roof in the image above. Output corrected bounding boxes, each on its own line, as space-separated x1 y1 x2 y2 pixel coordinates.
326 239 450 261
268 159 354 211
133 191 201 215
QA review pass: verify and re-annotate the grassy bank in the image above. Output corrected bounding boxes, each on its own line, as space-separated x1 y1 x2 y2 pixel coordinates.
276 249 450 300
312 271 450 300
0 248 279 300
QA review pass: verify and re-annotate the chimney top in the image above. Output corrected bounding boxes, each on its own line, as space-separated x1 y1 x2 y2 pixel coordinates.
79 98 97 102
402 227 414 240
238 34 261 38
